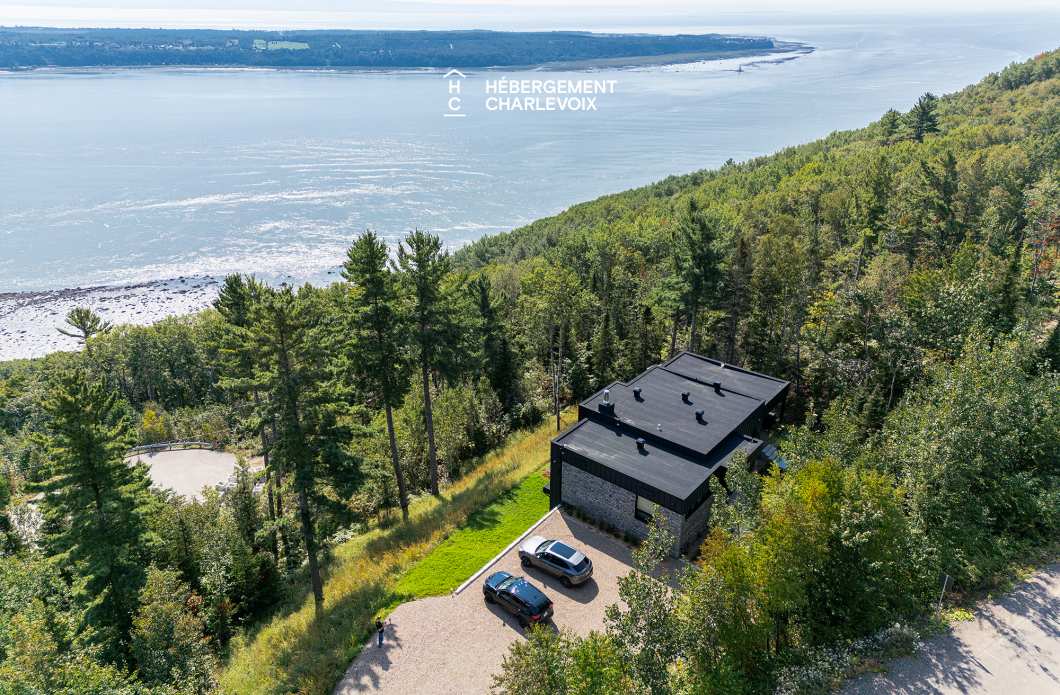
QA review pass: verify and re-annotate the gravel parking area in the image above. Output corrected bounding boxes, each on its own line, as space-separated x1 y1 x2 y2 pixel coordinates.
333 510 638 695
126 449 238 500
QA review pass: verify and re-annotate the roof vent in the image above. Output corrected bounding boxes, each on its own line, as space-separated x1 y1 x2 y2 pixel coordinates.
598 388 615 416
633 386 643 401
636 437 646 453
681 391 691 403
695 409 705 423
712 381 722 393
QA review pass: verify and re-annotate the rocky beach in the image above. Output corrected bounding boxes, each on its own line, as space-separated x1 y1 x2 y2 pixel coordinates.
0 276 220 361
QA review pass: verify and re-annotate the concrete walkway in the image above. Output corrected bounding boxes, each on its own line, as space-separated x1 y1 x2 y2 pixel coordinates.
844 562 1060 695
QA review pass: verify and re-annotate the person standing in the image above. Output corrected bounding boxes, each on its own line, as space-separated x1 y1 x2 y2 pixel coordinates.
376 619 385 648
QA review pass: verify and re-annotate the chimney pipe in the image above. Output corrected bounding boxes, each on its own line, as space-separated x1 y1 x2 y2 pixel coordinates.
695 409 705 423
633 386 642 401
602 388 611 404
712 381 722 393
636 437 646 453
681 391 691 403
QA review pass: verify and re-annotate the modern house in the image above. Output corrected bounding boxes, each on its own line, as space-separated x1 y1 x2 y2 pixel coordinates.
549 351 790 556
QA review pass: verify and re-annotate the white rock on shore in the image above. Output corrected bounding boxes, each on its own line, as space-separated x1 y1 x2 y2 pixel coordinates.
0 277 220 362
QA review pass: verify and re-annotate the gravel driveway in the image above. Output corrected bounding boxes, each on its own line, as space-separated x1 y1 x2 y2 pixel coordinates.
844 562 1060 695
333 510 637 695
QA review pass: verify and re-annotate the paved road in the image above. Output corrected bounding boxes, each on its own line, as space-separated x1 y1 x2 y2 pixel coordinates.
845 562 1060 695
333 511 646 695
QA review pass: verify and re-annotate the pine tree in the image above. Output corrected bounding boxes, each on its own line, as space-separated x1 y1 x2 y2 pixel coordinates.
1042 322 1060 373
343 231 413 521
215 275 285 564
907 92 940 142
674 198 723 353
472 275 518 408
396 230 461 495
592 306 616 388
0 464 16 554
878 108 901 144
56 307 112 353
628 301 659 376
248 285 332 618
919 150 963 252
35 369 153 665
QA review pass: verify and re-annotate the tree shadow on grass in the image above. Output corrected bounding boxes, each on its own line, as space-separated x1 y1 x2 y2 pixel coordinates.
463 488 515 531
237 457 543 694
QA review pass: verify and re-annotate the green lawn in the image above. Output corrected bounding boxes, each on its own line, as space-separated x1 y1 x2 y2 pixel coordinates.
392 472 550 597
218 411 575 695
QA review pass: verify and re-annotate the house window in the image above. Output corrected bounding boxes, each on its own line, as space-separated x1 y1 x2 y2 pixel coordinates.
635 496 654 523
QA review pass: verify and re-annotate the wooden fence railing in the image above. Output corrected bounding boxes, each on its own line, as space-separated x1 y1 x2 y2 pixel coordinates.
128 440 219 455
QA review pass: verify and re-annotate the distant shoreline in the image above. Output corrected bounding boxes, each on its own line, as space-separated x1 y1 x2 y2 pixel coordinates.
0 40 817 362
0 26 804 72
0 42 811 75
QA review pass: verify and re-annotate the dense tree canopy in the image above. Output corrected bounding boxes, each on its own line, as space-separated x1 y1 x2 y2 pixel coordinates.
0 47 1056 694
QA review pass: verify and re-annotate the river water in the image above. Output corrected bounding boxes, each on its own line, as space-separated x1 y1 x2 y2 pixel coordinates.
1 13 1057 358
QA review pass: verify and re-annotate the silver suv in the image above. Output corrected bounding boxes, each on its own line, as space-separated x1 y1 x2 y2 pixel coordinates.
518 536 593 587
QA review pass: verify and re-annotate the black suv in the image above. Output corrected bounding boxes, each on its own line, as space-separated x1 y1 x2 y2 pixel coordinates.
482 571 554 628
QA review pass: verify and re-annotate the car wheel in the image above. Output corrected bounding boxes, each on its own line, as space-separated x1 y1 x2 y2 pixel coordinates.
520 556 531 568
517 615 528 628
561 576 573 588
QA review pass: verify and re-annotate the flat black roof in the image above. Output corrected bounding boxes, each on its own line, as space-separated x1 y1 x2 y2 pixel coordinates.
582 366 762 458
553 351 787 508
555 418 762 505
661 352 789 407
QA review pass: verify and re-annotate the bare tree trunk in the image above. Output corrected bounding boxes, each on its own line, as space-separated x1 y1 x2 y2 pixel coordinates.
265 468 279 560
422 361 440 495
255 391 280 560
555 324 564 432
385 403 409 522
725 307 737 363
555 326 563 428
688 302 699 353
296 482 324 619
274 469 294 574
886 366 899 411
670 313 679 356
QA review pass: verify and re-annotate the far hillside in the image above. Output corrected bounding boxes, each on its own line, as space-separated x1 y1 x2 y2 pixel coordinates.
0 27 790 69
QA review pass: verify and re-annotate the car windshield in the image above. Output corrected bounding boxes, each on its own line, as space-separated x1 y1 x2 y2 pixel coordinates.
549 542 577 560
497 577 519 591
536 539 551 553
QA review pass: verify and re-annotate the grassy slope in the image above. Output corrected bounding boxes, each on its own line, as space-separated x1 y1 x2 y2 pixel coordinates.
218 411 574 695
392 472 550 598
